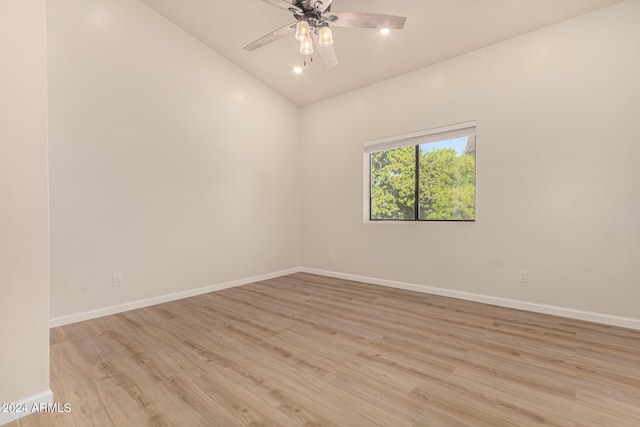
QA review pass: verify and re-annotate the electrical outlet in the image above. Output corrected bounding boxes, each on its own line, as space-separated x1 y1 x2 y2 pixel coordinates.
519 271 528 284
113 274 122 287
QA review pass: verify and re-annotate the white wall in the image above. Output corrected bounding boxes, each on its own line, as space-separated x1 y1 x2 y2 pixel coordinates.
0 0 50 410
300 1 640 320
48 0 301 318
46 0 640 324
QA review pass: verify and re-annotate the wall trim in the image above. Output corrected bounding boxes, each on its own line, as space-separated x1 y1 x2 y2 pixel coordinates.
0 390 53 426
301 267 640 331
50 266 640 331
49 268 302 328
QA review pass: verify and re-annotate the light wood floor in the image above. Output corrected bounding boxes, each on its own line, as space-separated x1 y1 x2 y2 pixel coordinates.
9 273 640 426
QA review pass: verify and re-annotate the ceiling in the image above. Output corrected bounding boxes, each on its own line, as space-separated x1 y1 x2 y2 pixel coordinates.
138 0 621 106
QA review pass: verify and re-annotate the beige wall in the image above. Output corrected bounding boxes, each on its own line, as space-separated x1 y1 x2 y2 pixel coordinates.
48 0 301 318
46 0 640 323
0 0 50 406
300 1 640 319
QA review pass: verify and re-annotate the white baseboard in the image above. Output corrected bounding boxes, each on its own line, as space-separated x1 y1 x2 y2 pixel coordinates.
300 267 640 331
0 390 53 426
50 268 302 328
49 266 640 331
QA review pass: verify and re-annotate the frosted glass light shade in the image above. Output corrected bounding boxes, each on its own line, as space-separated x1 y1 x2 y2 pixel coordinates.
318 26 333 48
300 35 313 55
295 21 310 41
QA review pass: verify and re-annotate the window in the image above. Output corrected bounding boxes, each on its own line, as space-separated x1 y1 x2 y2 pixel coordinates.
364 122 476 222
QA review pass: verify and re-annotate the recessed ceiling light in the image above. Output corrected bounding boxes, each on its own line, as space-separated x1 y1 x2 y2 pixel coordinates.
293 66 303 74
380 28 390 35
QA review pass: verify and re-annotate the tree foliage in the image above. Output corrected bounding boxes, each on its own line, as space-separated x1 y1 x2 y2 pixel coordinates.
371 145 475 221
371 147 416 220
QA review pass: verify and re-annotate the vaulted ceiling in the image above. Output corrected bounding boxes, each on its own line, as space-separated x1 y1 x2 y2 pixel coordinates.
138 0 621 106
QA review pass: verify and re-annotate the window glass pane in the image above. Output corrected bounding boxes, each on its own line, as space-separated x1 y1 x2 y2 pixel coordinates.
370 146 416 220
419 136 476 220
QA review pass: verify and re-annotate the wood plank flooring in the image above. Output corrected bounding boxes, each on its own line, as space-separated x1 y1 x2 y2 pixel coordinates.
8 272 640 426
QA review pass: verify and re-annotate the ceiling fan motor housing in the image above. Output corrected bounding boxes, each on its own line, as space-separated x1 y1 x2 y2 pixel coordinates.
292 0 332 26
293 0 331 13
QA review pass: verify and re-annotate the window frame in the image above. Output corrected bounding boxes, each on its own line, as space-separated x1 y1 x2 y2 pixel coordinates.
363 121 477 223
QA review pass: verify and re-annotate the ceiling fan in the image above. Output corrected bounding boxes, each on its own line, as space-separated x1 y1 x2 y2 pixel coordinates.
243 0 407 68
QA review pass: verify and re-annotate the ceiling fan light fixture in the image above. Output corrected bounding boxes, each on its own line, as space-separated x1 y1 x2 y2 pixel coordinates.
243 0 407 69
318 25 333 48
300 35 313 55
380 28 390 35
295 20 310 41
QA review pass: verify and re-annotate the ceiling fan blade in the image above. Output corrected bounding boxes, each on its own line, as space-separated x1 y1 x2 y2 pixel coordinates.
317 0 333 12
329 12 406 30
261 0 302 13
243 22 297 51
310 32 338 68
